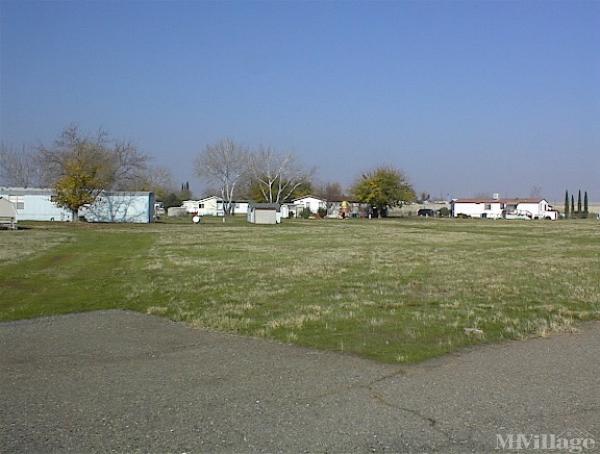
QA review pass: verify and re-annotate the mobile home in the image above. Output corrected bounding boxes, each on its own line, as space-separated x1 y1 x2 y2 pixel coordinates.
0 197 17 229
451 197 558 220
0 187 72 221
83 191 155 223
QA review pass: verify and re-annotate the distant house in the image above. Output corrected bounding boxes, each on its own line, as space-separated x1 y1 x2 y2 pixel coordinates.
247 203 281 224
0 187 72 221
0 197 17 229
183 196 249 216
292 195 327 215
82 191 155 223
451 197 558 220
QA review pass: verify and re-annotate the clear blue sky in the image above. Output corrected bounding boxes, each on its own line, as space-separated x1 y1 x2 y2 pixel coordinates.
1 1 598 200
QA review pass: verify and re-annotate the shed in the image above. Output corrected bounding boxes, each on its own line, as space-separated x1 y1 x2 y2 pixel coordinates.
0 197 17 229
247 203 280 224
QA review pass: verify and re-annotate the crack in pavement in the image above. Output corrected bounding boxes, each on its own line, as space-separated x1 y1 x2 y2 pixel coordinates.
369 389 453 444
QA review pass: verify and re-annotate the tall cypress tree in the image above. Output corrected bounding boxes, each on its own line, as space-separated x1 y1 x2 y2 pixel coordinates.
584 191 589 218
564 190 570 218
577 190 582 217
571 194 575 215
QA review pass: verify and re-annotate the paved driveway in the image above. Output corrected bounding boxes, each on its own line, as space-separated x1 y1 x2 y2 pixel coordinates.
1 311 598 453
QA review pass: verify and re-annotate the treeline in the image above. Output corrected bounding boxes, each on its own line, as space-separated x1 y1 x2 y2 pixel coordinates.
195 138 416 216
0 125 186 218
0 127 417 217
564 189 590 219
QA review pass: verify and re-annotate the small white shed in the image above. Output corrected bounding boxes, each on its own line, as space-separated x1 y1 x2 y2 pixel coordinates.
0 197 17 229
247 203 281 224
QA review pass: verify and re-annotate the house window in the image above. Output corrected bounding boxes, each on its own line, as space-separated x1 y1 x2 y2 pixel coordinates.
199 203 204 208
17 202 24 210
485 204 491 210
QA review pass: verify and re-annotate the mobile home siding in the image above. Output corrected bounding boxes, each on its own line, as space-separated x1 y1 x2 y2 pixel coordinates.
84 192 155 223
0 188 72 221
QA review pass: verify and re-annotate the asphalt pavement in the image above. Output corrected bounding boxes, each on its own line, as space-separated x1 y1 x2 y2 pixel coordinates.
1 311 598 453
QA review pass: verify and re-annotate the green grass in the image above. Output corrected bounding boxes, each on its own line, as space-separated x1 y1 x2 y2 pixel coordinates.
1 217 599 363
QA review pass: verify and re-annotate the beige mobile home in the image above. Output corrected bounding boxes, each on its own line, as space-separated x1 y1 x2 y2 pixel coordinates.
0 197 17 229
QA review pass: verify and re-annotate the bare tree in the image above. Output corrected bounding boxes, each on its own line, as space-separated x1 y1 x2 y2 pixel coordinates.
315 181 345 201
128 165 176 200
249 146 312 204
111 140 150 190
37 125 151 220
0 143 43 187
529 185 543 198
195 138 249 215
39 125 149 190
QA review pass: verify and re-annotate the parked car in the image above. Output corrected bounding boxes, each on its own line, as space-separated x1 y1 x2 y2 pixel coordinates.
418 208 435 217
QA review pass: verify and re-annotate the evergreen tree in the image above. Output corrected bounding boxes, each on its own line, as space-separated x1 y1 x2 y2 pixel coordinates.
584 191 589 218
577 190 582 216
571 195 575 215
564 190 569 218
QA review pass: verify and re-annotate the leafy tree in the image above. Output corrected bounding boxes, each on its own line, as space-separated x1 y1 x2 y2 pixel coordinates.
564 190 570 219
38 125 150 220
351 166 415 217
438 207 450 217
577 189 582 216
299 206 312 219
584 191 589 218
162 192 183 209
53 152 113 219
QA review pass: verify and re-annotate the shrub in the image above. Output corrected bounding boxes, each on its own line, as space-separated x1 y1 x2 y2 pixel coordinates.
317 207 327 218
299 207 312 219
438 207 450 217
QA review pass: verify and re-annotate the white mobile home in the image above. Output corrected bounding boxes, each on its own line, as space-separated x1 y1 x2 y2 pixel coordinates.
0 197 18 229
292 195 327 215
183 196 249 216
0 187 72 221
247 203 280 224
451 197 557 220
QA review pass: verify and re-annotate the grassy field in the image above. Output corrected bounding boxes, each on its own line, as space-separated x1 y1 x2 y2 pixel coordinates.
1 217 599 363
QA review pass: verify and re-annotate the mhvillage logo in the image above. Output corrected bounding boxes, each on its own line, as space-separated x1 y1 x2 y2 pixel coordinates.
496 428 596 452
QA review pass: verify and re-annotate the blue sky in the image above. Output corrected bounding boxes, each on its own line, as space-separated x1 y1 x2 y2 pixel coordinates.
1 1 598 200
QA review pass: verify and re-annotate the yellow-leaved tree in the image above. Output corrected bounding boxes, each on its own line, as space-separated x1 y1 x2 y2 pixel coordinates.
39 125 149 221
352 166 415 217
